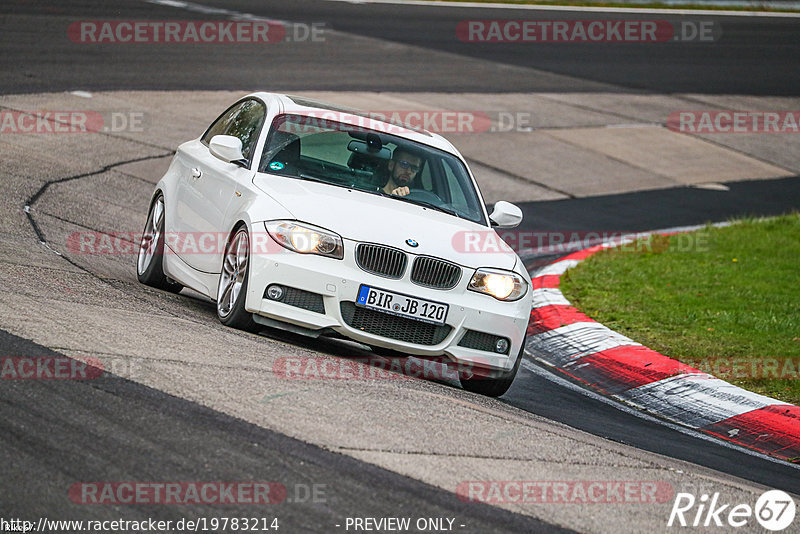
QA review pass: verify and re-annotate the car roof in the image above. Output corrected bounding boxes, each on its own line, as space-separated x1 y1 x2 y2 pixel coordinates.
245 92 461 155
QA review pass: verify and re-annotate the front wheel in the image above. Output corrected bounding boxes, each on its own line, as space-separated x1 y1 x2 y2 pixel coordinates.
459 339 524 397
216 225 258 332
136 194 183 293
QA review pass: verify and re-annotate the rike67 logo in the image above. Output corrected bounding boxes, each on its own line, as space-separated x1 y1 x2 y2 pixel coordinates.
668 490 796 531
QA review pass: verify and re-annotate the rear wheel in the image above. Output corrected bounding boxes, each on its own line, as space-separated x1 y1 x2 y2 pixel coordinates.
459 339 524 397
136 194 183 293
216 225 258 332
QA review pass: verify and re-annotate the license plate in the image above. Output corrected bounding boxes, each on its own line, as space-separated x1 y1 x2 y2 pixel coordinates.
356 285 449 326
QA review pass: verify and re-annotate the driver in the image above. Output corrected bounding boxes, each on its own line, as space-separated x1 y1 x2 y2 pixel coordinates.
383 148 423 197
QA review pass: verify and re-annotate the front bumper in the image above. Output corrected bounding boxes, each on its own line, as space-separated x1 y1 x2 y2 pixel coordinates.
245 239 531 372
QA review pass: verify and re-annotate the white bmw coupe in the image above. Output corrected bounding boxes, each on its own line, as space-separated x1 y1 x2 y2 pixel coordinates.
137 93 532 396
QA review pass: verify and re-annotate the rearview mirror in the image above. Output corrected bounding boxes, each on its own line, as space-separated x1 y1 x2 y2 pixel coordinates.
489 201 523 228
347 140 391 160
209 135 246 165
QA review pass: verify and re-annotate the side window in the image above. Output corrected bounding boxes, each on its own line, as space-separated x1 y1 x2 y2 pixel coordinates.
201 99 266 163
201 106 237 145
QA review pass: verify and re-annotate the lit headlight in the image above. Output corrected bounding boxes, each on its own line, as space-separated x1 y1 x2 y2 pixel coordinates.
265 221 343 259
468 268 527 301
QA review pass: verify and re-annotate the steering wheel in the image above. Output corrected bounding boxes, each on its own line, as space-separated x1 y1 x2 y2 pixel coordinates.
403 189 443 204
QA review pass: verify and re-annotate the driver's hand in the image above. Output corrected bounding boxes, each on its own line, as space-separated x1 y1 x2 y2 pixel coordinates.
391 186 410 196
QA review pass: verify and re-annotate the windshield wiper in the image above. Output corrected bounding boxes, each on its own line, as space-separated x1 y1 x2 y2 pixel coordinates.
301 172 356 187
395 197 462 219
359 189 463 219
299 172 333 184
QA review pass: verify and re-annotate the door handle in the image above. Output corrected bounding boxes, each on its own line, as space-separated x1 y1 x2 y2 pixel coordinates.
191 168 202 179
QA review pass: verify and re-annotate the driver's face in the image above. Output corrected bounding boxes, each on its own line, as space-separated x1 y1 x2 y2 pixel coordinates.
390 152 422 186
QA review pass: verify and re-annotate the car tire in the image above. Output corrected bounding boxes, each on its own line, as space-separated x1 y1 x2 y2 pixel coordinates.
216 224 258 332
136 193 183 293
459 339 524 398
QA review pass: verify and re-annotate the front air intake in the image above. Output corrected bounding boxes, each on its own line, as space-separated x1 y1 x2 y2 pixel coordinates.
355 243 408 279
410 256 461 290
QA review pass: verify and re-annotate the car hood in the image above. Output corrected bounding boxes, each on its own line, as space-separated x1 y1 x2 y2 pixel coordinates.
253 173 518 271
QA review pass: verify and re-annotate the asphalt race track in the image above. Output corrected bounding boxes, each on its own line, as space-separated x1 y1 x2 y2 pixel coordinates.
3 0 800 94
0 329 555 533
2 1 800 532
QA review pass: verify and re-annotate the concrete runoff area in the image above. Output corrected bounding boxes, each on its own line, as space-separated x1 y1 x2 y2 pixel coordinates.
1 90 799 532
2 90 796 204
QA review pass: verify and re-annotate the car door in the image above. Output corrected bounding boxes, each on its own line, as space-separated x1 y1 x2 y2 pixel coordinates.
173 98 267 273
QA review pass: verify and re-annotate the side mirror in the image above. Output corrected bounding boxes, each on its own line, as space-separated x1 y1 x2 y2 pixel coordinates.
489 201 523 228
209 135 246 165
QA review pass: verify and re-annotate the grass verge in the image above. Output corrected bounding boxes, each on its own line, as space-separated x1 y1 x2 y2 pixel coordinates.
560 213 800 405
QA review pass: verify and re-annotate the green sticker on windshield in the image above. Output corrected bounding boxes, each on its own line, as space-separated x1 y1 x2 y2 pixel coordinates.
269 161 285 171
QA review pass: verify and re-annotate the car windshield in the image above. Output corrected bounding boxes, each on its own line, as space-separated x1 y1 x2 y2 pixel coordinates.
258 113 487 225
